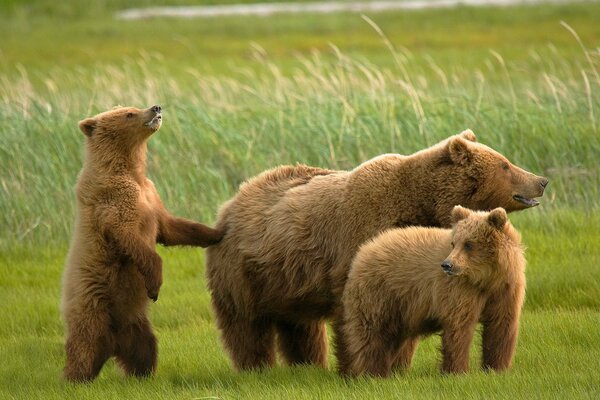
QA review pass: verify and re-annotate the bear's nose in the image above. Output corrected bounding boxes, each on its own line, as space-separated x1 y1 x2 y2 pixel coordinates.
540 177 549 189
151 105 161 114
441 260 453 272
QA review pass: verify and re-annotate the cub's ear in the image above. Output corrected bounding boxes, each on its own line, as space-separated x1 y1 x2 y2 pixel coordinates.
448 136 473 165
459 129 477 142
78 118 96 137
451 205 472 224
488 208 508 229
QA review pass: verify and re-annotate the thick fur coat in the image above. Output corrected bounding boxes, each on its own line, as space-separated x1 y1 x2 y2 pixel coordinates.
62 105 223 382
206 130 546 371
339 206 526 377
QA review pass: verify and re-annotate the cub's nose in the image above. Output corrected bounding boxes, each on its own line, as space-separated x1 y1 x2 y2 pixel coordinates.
540 177 549 189
151 105 162 114
441 260 453 272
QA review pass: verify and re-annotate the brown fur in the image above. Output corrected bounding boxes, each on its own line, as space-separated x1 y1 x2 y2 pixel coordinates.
62 105 223 382
339 206 526 377
205 130 545 371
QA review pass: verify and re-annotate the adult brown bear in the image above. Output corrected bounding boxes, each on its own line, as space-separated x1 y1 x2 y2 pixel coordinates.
206 130 547 371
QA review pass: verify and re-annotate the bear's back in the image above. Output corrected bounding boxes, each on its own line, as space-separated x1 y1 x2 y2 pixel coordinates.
215 164 341 246
348 227 452 298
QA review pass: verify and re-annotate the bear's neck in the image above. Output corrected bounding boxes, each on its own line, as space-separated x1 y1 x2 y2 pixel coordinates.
494 230 526 288
385 149 474 228
85 140 148 184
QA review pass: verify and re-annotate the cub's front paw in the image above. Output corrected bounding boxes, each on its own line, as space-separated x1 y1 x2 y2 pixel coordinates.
144 255 163 302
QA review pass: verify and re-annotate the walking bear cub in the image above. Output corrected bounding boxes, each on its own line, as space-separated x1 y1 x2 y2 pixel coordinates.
62 105 223 382
339 206 526 377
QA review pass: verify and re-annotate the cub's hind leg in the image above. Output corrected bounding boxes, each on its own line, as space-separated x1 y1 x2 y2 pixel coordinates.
63 308 114 382
114 316 158 377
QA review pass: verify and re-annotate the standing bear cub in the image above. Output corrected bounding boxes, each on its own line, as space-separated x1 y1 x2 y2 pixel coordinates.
62 105 223 382
206 130 546 372
339 206 526 377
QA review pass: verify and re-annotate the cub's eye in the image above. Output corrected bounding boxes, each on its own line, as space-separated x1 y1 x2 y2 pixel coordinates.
464 242 473 251
450 242 455 248
502 162 510 171
126 112 134 118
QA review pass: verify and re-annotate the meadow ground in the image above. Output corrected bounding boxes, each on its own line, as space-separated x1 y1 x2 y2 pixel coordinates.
1 0 599 398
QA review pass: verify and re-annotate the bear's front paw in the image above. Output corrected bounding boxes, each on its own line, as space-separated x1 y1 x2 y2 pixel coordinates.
144 255 163 302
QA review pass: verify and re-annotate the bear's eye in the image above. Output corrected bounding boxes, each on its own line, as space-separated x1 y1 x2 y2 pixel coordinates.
450 242 455 248
126 112 134 118
502 162 510 171
464 242 473 251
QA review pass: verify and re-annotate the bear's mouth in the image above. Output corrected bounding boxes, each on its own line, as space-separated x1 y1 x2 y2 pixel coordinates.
443 269 461 277
145 114 162 131
513 194 540 207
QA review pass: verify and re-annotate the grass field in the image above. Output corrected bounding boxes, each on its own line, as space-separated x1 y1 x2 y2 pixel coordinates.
1 0 599 398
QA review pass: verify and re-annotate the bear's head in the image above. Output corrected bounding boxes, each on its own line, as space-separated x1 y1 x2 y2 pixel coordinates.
78 105 162 148
441 206 525 288
446 130 548 213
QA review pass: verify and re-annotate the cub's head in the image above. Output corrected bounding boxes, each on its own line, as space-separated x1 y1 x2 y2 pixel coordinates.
441 206 524 287
446 130 548 212
78 105 162 146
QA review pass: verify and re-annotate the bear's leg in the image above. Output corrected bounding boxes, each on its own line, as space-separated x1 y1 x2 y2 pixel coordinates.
211 291 276 370
114 317 157 377
336 317 395 377
332 315 352 374
346 338 395 377
215 309 276 370
481 288 524 371
224 317 276 370
440 325 476 374
63 312 113 382
275 320 328 368
391 337 420 372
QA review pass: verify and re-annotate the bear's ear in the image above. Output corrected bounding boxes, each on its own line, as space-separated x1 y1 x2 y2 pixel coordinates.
451 205 472 224
459 129 477 142
78 118 96 137
488 208 508 230
448 136 473 165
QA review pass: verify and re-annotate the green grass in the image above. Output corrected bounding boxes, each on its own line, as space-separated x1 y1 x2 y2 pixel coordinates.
2 2 600 75
1 217 599 399
1 0 600 398
3 42 599 245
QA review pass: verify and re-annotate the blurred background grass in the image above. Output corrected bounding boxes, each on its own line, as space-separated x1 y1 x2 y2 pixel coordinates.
0 1 599 398
1 0 599 247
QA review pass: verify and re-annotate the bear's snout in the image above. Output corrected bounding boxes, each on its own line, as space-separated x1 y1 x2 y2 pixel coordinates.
539 177 549 190
442 260 462 276
441 260 453 274
151 105 162 114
